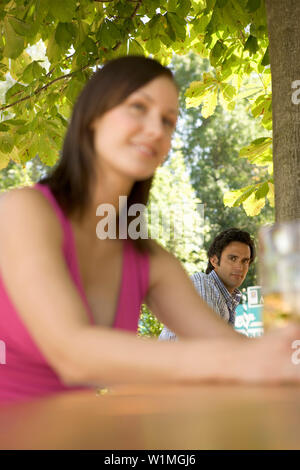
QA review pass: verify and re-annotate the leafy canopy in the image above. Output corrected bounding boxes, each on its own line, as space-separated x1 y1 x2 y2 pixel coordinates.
0 0 272 213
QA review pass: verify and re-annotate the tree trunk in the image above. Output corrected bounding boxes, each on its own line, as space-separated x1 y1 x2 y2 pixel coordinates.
265 0 300 222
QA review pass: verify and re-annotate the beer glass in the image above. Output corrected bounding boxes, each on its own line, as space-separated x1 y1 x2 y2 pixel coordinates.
259 220 300 330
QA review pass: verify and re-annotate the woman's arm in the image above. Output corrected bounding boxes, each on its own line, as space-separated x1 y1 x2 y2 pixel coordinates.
0 189 299 387
145 242 239 340
0 188 229 386
0 189 180 385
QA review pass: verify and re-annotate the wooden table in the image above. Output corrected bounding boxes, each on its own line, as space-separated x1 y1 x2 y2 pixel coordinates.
0 384 300 450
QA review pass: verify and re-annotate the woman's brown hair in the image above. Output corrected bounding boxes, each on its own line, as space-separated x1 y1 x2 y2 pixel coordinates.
40 55 176 252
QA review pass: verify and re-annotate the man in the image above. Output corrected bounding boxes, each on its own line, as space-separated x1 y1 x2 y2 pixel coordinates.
159 228 255 340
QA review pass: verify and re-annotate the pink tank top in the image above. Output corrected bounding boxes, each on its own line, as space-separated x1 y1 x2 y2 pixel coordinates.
0 184 149 404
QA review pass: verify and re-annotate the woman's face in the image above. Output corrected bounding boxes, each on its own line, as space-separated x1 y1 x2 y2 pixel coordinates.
91 75 179 182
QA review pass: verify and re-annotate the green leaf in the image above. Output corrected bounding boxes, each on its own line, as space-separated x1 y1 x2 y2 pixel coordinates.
166 13 186 41
0 133 14 153
239 137 272 159
58 95 72 119
5 83 27 102
0 120 29 146
165 14 176 41
0 152 10 170
167 0 178 11
7 16 33 37
210 41 226 67
0 64 8 81
47 0 77 23
76 20 90 46
33 0 50 24
244 35 259 56
145 38 161 54
55 22 76 49
202 89 217 118
75 37 97 66
46 33 62 64
176 0 192 17
3 17 25 59
185 77 216 108
147 15 162 38
128 39 145 56
246 0 261 13
192 38 210 58
9 51 32 80
191 0 206 9
267 182 275 207
31 115 63 166
191 13 211 34
255 181 269 200
251 94 270 118
38 133 60 166
227 100 236 111
223 186 252 208
261 46 270 66
261 102 272 130
46 92 59 108
66 78 84 104
246 148 273 174
97 20 122 49
216 0 228 7
22 61 44 83
16 133 39 163
233 185 257 207
243 191 265 216
220 83 236 101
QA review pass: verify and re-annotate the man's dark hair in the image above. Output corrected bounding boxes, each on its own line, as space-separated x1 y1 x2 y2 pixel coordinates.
206 228 256 274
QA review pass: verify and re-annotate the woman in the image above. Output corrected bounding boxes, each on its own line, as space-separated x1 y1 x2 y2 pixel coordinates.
0 56 299 403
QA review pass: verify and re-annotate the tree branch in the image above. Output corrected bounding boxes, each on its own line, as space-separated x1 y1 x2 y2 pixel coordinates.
113 0 143 51
0 0 144 112
0 65 95 112
130 0 143 18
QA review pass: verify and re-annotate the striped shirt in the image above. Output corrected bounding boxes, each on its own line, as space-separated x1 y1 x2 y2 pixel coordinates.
159 270 242 341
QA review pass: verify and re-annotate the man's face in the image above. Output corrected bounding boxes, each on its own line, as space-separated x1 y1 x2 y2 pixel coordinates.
210 241 251 293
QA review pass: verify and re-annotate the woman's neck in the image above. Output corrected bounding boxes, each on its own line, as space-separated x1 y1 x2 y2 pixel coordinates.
72 173 134 241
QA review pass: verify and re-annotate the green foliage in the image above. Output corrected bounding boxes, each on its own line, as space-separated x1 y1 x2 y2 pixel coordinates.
0 1 276 333
0 0 270 168
0 156 46 191
149 150 207 274
172 53 274 287
138 305 164 337
140 150 208 336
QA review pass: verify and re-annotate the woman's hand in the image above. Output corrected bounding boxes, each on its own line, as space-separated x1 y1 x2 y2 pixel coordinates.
234 324 300 385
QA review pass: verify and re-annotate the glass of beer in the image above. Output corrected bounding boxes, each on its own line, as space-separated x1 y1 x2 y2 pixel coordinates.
259 220 300 330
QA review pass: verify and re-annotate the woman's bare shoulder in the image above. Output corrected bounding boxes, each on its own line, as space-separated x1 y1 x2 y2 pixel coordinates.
0 186 61 231
1 185 50 210
0 186 63 251
148 239 173 257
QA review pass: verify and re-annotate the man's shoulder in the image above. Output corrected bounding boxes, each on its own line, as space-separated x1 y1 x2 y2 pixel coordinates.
191 271 207 280
191 271 214 286
190 271 221 298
